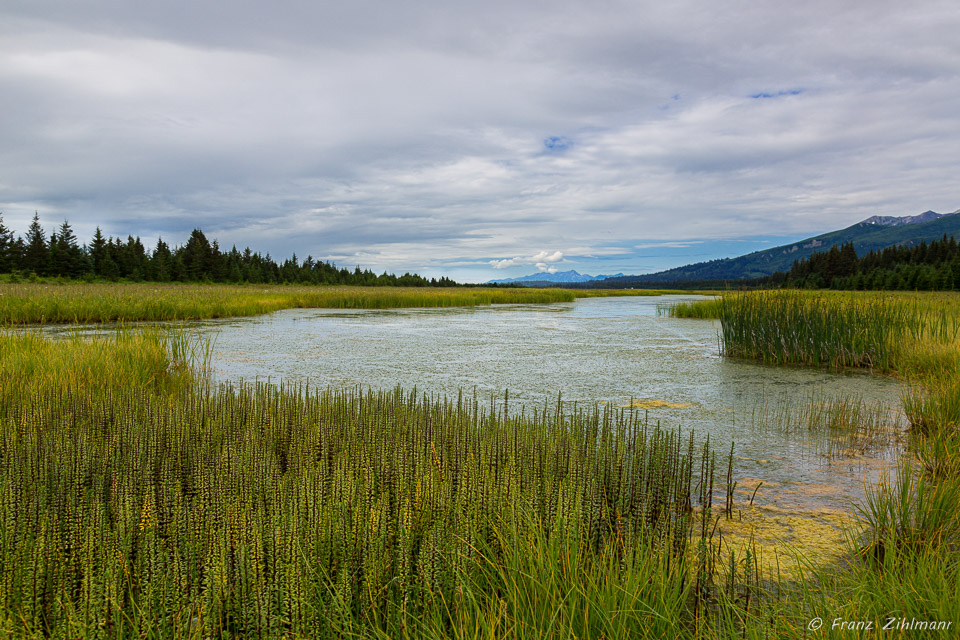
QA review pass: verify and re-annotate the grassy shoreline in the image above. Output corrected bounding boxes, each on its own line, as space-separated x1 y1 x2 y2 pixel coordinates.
0 282 689 325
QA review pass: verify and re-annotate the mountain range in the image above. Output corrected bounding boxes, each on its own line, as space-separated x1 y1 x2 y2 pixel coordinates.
488 270 624 285
494 208 958 287
602 209 960 285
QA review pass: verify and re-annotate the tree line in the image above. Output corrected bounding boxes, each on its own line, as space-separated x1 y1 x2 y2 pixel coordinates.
0 213 457 286
768 234 960 291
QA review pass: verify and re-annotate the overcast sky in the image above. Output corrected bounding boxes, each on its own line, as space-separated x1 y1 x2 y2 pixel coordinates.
1 1 957 281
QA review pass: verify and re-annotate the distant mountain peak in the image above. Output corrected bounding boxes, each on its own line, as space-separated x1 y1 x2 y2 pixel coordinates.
488 269 624 285
860 210 946 227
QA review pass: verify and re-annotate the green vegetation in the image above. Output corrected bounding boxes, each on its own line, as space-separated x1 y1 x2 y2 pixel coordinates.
604 210 960 285
743 389 900 459
0 283 584 324
0 328 762 638
767 235 960 291
658 297 723 319
666 289 960 637
663 290 960 371
0 282 680 325
4 285 960 637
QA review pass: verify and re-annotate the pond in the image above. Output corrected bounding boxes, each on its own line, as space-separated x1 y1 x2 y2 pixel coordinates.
181 294 905 514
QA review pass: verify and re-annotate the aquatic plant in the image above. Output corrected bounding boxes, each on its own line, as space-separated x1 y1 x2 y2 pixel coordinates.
0 329 725 638
658 297 723 319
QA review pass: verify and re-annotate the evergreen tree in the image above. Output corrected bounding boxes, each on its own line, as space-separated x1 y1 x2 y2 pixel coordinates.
181 229 214 281
0 215 15 272
13 238 26 272
150 238 172 281
22 213 48 275
90 227 108 276
54 220 85 278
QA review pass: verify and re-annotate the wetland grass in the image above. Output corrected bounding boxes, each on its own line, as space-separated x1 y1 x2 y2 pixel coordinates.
658 297 723 319
744 390 902 459
1 329 737 638
0 282 675 326
668 289 960 637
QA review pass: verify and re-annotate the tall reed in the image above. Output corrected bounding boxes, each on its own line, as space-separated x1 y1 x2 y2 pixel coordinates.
714 291 915 370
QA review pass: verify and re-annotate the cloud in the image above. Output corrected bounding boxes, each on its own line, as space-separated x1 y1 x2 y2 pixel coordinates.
490 250 564 269
750 89 804 99
0 1 958 282
634 241 705 249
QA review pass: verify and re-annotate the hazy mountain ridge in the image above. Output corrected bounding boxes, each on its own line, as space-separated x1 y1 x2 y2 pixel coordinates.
600 209 960 285
489 270 624 285
861 210 947 226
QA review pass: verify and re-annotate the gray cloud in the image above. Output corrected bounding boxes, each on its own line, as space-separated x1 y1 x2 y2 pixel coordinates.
1 0 958 281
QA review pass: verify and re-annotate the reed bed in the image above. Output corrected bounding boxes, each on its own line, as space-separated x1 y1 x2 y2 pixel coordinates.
0 328 204 397
658 297 723 319
714 292 916 370
743 390 902 459
0 329 734 638
0 283 584 325
665 290 960 637
667 291 960 369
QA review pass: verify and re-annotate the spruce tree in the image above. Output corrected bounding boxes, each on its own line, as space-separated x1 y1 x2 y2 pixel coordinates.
150 237 172 281
0 215 14 272
55 220 85 277
22 213 48 275
89 228 107 276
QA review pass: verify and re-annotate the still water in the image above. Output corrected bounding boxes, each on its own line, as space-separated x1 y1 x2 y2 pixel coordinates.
185 294 905 514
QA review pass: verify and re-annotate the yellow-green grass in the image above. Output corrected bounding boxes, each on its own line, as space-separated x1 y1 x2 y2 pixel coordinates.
665 290 960 373
2 329 746 639
5 288 958 638
660 297 723 319
0 283 684 326
665 289 960 638
0 328 202 396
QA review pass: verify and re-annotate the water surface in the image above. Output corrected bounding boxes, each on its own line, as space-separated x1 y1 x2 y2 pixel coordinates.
185 295 905 514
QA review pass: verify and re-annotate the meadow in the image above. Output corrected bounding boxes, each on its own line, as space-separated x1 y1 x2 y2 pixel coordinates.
0 282 677 325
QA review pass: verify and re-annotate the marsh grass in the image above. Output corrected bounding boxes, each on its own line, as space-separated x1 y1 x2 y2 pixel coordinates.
715 292 916 370
744 391 902 459
0 284 582 325
666 290 960 638
0 329 738 638
658 297 723 319
0 283 678 326
0 327 205 396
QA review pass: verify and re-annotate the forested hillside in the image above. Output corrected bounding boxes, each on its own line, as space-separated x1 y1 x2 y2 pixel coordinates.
771 235 960 290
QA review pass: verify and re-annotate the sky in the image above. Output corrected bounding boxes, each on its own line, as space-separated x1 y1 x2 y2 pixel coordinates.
1 1 958 282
